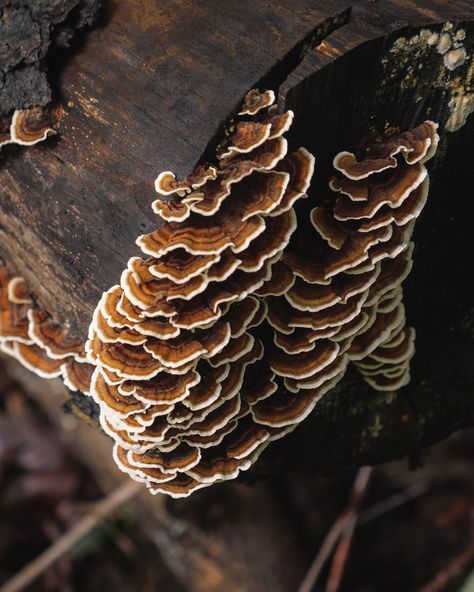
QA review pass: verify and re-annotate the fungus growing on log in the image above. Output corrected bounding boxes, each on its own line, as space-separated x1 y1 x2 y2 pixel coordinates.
83 84 438 497
0 264 94 387
0 111 439 496
239 89 276 116
0 106 59 149
253 121 438 435
86 89 316 497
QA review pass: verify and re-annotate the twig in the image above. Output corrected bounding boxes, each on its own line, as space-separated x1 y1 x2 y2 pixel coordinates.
297 473 433 592
324 514 358 592
325 467 372 592
297 467 372 592
359 480 429 525
0 480 142 592
419 545 474 592
297 515 348 592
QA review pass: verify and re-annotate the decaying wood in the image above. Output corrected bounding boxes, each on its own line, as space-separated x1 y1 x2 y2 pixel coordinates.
0 0 100 120
0 0 473 481
0 0 349 334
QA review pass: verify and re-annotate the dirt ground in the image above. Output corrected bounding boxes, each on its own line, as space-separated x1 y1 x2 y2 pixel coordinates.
1 359 474 592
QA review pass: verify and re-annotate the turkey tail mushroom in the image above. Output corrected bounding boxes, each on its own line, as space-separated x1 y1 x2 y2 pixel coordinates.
307 122 438 392
252 122 437 455
0 264 94 389
0 105 60 149
86 89 316 497
1 89 438 498
87 114 438 496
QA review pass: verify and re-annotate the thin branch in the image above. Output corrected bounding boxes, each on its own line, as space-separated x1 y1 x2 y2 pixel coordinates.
297 514 348 592
324 514 358 592
419 545 474 592
297 467 372 592
0 480 142 592
325 467 372 592
359 481 429 525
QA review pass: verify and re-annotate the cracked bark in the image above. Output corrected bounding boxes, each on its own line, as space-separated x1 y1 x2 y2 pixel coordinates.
0 0 101 120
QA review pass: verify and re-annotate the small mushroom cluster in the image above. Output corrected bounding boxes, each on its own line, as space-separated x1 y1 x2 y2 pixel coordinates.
263 120 438 420
0 106 57 150
85 90 317 497
0 264 94 393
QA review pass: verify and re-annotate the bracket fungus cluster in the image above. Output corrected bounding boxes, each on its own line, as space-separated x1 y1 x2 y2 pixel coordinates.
0 264 94 393
0 86 439 498
85 89 316 497
0 106 58 149
84 87 439 497
267 120 439 414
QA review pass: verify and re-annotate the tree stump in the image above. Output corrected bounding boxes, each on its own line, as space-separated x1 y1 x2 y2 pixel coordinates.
0 0 473 485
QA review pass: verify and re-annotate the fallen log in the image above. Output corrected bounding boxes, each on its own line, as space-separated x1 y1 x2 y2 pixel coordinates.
0 0 473 492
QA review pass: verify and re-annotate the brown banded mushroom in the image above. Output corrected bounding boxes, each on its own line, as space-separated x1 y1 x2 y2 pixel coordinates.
288 122 438 395
27 310 85 360
0 268 31 344
7 277 33 304
61 359 95 395
85 89 319 497
238 89 276 116
0 88 438 498
332 121 439 179
3 342 64 379
3 106 59 148
258 121 438 456
0 264 94 391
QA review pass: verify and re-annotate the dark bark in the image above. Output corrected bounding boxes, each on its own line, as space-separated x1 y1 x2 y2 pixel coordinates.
0 0 101 120
0 0 473 478
0 0 350 335
255 15 474 479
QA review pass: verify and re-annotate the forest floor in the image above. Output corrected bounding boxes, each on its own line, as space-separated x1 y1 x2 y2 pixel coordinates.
1 359 474 592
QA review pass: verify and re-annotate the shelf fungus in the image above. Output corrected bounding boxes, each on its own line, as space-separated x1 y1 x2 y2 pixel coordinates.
86 89 314 497
265 121 438 420
0 106 58 150
0 85 439 497
84 81 439 497
0 265 94 390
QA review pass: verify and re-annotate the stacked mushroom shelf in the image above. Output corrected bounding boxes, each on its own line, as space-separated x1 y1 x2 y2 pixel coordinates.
84 90 313 496
0 266 94 392
1 0 472 499
267 119 438 413
81 89 439 497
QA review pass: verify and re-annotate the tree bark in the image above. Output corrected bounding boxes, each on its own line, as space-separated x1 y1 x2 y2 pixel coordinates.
0 0 473 479
0 0 101 120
